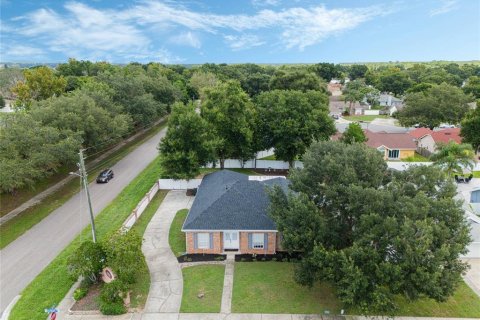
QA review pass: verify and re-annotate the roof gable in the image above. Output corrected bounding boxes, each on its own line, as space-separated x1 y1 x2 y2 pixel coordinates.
365 130 416 149
183 170 288 231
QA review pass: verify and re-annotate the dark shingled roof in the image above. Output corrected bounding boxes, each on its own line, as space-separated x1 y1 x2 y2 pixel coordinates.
182 170 289 231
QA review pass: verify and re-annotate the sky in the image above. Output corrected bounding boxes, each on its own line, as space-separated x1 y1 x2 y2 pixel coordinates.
0 0 479 64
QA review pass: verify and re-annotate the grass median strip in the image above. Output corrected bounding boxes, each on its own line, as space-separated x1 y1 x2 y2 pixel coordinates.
10 156 163 320
169 209 188 257
0 120 166 249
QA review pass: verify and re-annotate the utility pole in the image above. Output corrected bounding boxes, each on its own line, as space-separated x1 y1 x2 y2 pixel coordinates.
78 149 97 243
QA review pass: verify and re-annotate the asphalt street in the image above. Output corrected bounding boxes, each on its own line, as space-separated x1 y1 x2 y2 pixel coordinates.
0 126 167 315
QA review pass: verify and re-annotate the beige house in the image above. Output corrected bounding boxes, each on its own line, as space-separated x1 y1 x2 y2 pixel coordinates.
364 130 416 160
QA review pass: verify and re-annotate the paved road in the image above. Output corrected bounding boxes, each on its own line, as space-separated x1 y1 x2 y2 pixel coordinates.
335 118 409 133
0 126 167 315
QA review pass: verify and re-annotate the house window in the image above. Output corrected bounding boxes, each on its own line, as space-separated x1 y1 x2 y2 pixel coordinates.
388 149 400 159
197 233 210 249
252 233 265 249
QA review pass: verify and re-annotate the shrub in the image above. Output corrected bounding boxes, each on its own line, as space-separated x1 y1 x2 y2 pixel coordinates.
99 301 126 315
73 287 88 301
67 241 105 283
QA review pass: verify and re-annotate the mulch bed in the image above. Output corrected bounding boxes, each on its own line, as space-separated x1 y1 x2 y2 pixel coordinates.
177 254 226 263
235 251 303 262
71 282 103 311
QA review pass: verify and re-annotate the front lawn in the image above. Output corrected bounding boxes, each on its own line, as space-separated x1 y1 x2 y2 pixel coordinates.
473 171 480 178
181 265 225 313
10 156 164 320
232 262 340 314
403 153 430 162
169 209 188 257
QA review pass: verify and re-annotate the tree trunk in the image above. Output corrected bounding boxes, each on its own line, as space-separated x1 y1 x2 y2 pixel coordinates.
220 158 225 169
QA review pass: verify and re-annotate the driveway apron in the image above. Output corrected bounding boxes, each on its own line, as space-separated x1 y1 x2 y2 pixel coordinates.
142 191 193 313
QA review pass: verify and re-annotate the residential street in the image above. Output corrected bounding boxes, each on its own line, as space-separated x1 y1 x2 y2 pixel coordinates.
0 126 167 315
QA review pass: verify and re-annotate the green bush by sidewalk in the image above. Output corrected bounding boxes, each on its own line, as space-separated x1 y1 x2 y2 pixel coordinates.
10 156 163 320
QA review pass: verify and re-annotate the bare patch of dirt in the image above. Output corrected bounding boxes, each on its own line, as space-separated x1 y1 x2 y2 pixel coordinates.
71 283 103 311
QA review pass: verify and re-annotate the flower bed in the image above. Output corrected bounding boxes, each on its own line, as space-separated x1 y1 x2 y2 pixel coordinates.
177 254 226 263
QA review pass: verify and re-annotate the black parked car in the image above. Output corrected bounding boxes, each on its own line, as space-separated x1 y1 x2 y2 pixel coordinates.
96 169 114 183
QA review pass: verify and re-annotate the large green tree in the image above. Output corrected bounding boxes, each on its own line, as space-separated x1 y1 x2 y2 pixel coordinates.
159 102 216 179
0 113 81 193
201 80 255 168
341 122 367 144
377 68 412 95
12 66 67 109
269 69 326 92
255 90 335 167
461 105 480 153
269 141 470 315
397 83 470 129
463 76 480 99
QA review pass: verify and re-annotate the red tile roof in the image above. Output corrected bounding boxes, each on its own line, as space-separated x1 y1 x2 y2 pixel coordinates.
408 128 433 139
364 130 416 150
431 128 462 144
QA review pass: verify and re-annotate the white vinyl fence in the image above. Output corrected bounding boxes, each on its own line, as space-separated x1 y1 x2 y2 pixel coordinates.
122 181 160 230
364 110 380 116
158 179 202 190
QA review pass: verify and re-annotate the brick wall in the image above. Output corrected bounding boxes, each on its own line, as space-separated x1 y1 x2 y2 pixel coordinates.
186 232 222 254
239 232 276 254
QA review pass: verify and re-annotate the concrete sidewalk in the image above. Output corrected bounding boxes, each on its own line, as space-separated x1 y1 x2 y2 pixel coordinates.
142 191 194 313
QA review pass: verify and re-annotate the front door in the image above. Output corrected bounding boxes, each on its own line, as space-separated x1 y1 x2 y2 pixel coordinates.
223 231 239 250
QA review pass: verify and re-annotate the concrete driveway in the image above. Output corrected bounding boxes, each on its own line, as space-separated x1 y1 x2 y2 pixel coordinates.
463 259 480 297
142 191 193 314
0 127 167 315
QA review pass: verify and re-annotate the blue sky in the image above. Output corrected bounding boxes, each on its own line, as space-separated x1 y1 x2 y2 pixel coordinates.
1 0 479 63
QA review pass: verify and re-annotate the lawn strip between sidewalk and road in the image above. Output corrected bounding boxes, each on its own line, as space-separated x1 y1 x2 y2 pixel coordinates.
9 156 163 320
0 120 166 249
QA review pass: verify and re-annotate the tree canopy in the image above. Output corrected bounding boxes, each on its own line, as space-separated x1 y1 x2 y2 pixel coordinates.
430 141 476 177
201 80 255 167
341 122 367 144
159 102 216 179
461 104 480 153
397 83 470 129
269 141 470 315
255 90 335 166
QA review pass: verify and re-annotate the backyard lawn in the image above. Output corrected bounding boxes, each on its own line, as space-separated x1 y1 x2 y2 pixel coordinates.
402 153 431 162
473 171 480 178
232 262 341 314
181 265 225 313
169 209 188 257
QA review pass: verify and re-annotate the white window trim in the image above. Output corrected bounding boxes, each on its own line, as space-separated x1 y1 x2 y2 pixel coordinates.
252 233 265 249
197 233 210 249
388 149 400 160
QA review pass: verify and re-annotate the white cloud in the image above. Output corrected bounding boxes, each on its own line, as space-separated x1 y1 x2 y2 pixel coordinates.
170 32 201 48
4 1 394 61
224 34 265 50
430 0 458 16
1 44 46 61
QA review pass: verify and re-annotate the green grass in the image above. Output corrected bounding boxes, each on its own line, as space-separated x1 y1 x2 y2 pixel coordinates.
181 265 225 313
473 171 480 178
10 156 164 320
344 115 391 122
169 209 188 257
232 262 480 317
393 282 480 318
403 153 431 162
259 154 276 160
232 262 341 314
0 120 167 249
130 191 167 236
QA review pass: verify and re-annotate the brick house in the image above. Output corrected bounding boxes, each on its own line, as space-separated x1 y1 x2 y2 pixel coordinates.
182 170 289 255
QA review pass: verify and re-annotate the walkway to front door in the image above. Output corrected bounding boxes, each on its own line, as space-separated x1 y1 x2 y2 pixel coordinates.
223 231 239 250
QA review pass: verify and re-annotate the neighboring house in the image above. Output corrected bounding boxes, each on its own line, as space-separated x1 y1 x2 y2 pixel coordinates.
408 128 462 155
182 170 289 255
364 130 416 160
471 187 480 215
378 93 403 115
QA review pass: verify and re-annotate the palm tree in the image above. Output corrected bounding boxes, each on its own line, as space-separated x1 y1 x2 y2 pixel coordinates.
431 141 476 178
